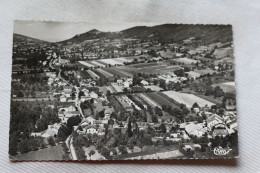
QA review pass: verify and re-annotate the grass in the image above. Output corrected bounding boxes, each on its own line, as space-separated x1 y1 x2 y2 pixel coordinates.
112 145 178 160
13 145 64 161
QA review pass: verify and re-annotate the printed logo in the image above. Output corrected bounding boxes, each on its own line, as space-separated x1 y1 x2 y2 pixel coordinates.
213 146 232 156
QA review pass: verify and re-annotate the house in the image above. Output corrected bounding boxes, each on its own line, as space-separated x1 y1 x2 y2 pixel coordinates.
185 123 207 138
80 96 91 102
63 86 73 92
123 81 130 88
89 91 98 99
60 95 67 102
183 145 194 152
86 126 98 134
41 123 60 138
59 105 76 112
140 80 149 86
212 129 229 138
86 117 95 125
117 79 123 85
64 111 80 118
207 114 224 131
62 91 71 97
104 109 112 119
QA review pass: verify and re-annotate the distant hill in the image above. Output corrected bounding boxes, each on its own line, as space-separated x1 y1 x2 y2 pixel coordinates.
60 24 233 44
13 33 47 44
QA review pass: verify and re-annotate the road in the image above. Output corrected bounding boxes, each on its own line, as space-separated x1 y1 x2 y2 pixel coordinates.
59 70 85 160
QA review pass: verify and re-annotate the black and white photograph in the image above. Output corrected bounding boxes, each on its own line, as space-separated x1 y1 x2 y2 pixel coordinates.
9 21 238 161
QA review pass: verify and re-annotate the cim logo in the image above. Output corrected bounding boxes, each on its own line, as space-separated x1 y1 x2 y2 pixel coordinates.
213 147 232 156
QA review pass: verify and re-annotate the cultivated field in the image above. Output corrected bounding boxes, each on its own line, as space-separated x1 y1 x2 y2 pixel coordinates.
111 83 124 93
90 61 106 67
138 93 162 109
145 92 179 108
87 70 100 79
172 58 198 64
212 81 236 93
96 68 114 78
78 61 95 67
98 58 124 66
143 85 163 91
162 91 215 109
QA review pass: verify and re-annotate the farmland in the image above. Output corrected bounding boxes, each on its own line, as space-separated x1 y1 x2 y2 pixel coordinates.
87 70 100 79
172 57 198 64
116 63 183 75
212 81 236 93
145 92 179 108
104 67 133 78
138 93 162 109
96 68 114 78
78 61 94 67
162 91 215 109
143 85 163 91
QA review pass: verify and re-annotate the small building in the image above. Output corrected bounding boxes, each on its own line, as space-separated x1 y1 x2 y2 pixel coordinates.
140 80 149 86
86 127 98 134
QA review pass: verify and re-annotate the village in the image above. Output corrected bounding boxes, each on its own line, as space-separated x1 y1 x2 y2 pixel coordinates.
10 25 237 160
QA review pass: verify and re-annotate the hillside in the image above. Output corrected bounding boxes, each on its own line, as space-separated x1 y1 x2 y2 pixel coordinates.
13 33 47 44
60 24 233 44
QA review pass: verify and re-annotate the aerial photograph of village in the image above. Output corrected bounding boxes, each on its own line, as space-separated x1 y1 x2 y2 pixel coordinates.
9 21 238 160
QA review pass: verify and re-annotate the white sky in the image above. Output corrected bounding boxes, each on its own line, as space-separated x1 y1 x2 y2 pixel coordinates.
14 21 163 42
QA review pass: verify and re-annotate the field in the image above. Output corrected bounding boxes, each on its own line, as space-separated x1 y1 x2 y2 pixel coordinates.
13 145 64 160
87 70 100 79
111 83 124 93
138 93 161 108
112 145 180 160
162 91 215 109
104 67 133 78
78 61 94 67
172 58 198 64
89 60 106 67
116 63 182 75
144 85 163 91
194 68 216 76
108 96 125 112
96 68 114 78
145 92 179 108
212 81 236 93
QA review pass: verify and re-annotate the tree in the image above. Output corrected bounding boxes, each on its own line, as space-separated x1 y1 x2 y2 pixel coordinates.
88 150 95 160
214 86 224 98
67 115 81 128
98 109 105 118
48 137 56 146
17 91 24 98
100 147 110 159
118 145 128 154
160 123 167 133
151 114 158 123
57 125 72 141
106 90 111 96
127 121 133 138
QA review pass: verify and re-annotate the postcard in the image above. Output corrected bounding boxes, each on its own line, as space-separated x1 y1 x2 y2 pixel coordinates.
9 21 238 161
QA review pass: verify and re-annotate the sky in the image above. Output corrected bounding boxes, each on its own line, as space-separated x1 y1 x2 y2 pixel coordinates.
14 21 162 42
